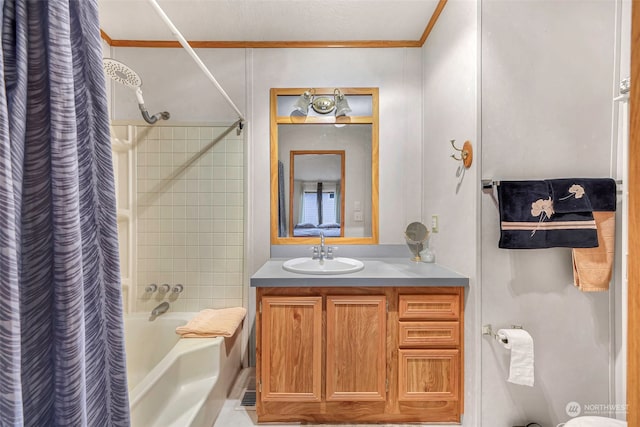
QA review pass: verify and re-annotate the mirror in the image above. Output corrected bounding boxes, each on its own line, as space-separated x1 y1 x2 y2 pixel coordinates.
404 222 429 262
270 88 379 244
289 151 345 237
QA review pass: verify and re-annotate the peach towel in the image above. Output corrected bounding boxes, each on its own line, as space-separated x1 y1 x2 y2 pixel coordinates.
572 211 616 292
176 307 247 337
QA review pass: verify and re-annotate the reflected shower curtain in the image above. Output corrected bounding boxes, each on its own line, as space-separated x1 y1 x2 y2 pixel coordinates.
0 0 130 425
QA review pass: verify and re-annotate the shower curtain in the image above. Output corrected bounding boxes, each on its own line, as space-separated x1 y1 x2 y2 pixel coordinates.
0 1 130 426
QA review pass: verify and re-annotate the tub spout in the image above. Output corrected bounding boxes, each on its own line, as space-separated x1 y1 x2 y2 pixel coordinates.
151 302 170 317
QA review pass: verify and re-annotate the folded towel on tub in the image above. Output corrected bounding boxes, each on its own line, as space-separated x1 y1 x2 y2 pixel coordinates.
176 307 247 337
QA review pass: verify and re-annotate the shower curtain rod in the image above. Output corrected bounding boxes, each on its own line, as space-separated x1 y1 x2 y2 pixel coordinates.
147 0 246 125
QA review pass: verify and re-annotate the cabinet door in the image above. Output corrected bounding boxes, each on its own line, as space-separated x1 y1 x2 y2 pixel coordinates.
326 295 387 401
261 296 322 402
398 349 460 401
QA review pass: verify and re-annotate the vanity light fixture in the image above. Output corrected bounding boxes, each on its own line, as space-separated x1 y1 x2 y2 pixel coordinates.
292 89 315 115
334 88 352 117
291 88 351 117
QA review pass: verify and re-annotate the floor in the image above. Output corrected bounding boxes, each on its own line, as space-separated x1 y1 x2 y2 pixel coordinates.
213 368 444 427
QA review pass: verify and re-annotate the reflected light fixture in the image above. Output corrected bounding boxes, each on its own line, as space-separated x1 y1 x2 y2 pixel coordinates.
291 88 351 117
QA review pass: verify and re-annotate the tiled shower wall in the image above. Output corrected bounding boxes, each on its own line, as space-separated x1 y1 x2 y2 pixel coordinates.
117 124 244 313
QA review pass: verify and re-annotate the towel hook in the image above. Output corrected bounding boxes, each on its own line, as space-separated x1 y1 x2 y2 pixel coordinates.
450 139 473 168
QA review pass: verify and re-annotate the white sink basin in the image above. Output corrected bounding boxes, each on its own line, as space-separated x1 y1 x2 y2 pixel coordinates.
282 257 364 275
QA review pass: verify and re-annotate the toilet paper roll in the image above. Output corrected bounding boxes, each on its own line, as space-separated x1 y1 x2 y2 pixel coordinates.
497 328 534 387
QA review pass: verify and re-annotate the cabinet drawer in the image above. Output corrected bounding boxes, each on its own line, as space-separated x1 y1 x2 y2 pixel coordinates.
399 321 460 348
399 294 459 320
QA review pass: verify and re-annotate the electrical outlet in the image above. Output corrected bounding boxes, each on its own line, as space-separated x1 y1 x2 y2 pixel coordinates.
354 211 363 221
431 215 439 233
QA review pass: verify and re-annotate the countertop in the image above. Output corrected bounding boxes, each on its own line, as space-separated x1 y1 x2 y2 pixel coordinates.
250 257 469 287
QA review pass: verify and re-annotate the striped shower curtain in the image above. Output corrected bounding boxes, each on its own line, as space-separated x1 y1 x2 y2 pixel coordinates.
0 1 130 426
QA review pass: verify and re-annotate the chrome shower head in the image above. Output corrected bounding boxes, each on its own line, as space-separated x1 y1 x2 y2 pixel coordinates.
102 58 170 124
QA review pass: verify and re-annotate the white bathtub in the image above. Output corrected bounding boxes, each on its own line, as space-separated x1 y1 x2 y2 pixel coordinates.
124 312 241 427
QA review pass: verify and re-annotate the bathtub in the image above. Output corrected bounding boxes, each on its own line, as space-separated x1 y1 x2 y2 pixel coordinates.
124 312 241 427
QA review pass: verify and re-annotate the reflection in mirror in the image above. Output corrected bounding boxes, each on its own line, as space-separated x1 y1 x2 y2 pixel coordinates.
288 151 345 237
277 124 372 239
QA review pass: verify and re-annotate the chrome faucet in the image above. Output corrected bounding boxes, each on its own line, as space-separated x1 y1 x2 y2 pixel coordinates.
151 301 170 317
311 231 335 261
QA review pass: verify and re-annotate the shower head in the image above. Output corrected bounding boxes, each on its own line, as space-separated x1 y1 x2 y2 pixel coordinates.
102 58 170 124
103 58 142 89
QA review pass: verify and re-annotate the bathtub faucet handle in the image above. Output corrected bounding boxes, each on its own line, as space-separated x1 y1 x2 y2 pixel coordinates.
145 284 158 293
172 284 184 294
159 284 171 293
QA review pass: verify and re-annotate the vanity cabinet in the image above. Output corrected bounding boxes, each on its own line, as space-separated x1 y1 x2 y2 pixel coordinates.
256 286 464 424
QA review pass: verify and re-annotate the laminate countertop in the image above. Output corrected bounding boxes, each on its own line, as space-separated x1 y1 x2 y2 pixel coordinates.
250 258 469 287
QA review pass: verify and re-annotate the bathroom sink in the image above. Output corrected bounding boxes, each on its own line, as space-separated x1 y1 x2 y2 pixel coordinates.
282 257 364 275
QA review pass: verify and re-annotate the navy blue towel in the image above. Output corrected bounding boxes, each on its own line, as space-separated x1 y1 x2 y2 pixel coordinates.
497 178 616 249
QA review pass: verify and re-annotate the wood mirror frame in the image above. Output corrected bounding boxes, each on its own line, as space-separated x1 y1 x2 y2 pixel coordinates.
270 87 379 245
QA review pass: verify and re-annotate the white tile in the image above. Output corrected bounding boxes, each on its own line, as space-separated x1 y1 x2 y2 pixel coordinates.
226 152 243 166
226 167 242 180
226 193 243 206
159 127 173 140
199 286 213 299
212 286 225 299
226 246 243 259
226 259 242 273
226 180 242 193
226 220 243 233
187 127 200 140
212 167 226 180
225 286 242 299
212 206 226 219
198 220 214 233
173 127 186 140
212 179 226 192
199 272 214 284
212 220 227 233
226 233 242 246
213 246 226 259
199 127 214 140
198 246 214 260
212 193 227 206
159 153 173 166
212 153 226 167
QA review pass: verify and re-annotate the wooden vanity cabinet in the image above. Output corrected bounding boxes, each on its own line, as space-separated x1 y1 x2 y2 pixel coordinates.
256 286 464 424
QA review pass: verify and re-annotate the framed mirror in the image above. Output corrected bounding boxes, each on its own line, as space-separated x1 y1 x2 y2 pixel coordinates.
270 87 379 244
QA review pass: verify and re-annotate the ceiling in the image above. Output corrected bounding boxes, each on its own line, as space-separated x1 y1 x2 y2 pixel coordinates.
98 0 444 47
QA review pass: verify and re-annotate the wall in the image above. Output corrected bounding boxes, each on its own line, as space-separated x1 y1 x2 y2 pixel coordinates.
481 1 618 426
422 1 480 425
108 47 423 264
109 46 423 367
111 124 245 313
135 124 244 312
278 124 372 237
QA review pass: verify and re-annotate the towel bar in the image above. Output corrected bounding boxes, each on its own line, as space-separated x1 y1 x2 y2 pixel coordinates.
482 324 522 344
481 179 623 194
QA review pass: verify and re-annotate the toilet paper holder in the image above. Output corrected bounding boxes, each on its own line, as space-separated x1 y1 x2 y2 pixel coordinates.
482 324 523 344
